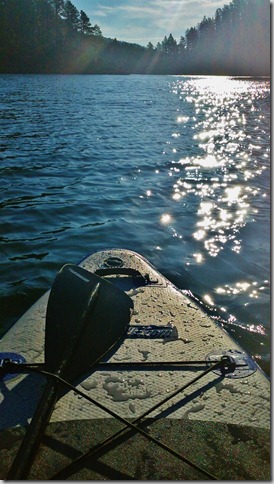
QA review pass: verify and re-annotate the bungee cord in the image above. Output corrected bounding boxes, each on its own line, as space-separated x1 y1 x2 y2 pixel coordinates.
1 356 239 480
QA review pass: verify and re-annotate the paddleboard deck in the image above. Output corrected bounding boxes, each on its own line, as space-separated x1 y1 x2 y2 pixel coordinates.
0 249 270 480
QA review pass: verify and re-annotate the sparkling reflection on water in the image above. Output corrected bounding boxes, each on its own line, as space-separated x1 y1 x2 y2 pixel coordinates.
155 76 270 371
171 77 269 257
0 75 270 374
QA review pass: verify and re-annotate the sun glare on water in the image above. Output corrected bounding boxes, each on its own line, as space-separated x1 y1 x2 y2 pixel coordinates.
161 214 172 224
167 76 269 261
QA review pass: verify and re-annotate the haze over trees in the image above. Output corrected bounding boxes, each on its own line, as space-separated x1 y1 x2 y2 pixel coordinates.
0 0 270 75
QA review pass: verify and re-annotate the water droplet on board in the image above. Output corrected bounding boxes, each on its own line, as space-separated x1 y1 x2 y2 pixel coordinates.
182 338 192 344
139 350 150 360
104 376 125 384
216 382 241 394
184 403 205 418
113 354 132 362
103 375 153 402
130 377 144 386
129 402 136 413
81 379 98 391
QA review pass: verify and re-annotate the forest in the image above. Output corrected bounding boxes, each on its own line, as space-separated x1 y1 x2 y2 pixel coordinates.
0 0 270 75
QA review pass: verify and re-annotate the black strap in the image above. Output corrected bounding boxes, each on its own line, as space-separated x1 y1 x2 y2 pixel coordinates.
3 360 221 480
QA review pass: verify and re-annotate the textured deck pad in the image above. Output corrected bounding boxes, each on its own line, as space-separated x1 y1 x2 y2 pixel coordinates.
0 249 270 479
0 249 270 430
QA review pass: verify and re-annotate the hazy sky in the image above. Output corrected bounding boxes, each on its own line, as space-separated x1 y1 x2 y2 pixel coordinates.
73 0 227 46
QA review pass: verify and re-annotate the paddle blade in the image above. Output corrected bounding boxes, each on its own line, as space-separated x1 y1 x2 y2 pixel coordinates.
45 264 133 382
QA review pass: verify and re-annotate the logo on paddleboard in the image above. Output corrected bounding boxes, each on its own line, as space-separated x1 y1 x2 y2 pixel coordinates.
127 324 178 340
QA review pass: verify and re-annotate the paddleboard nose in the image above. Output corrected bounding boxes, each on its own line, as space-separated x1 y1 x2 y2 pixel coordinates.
45 264 133 381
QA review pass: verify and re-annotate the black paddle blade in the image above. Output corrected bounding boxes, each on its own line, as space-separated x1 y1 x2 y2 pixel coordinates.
45 264 133 382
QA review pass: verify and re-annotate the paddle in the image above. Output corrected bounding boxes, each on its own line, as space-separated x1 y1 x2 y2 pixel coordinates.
7 264 133 480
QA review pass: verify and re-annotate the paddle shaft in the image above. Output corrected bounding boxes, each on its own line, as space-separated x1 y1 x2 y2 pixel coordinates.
7 282 101 480
7 377 59 479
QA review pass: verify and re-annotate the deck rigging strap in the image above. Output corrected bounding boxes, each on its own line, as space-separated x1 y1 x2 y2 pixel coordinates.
51 359 236 480
1 355 241 373
2 359 231 480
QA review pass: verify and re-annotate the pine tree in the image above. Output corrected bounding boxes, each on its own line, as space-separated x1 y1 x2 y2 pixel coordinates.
79 10 92 35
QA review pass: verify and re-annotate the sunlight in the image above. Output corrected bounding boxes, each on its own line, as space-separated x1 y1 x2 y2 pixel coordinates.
193 229 206 240
194 76 246 95
160 214 172 224
198 202 214 215
203 294 214 306
177 115 189 123
193 252 203 263
223 186 242 203
192 155 221 168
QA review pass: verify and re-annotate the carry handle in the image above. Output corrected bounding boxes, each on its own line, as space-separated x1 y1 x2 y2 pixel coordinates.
95 267 150 281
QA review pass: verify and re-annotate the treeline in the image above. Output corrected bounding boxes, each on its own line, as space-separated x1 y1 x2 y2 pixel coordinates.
0 0 270 75
0 0 104 73
153 0 270 75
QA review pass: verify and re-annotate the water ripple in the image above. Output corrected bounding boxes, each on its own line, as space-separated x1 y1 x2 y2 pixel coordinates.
0 75 270 373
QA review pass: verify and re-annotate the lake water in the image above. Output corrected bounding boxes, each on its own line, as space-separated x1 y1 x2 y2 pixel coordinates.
0 74 270 375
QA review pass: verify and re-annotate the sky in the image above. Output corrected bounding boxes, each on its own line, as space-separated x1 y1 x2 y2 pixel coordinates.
73 0 228 46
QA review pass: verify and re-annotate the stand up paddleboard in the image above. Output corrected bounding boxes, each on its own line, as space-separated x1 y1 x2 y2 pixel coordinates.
0 249 270 480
